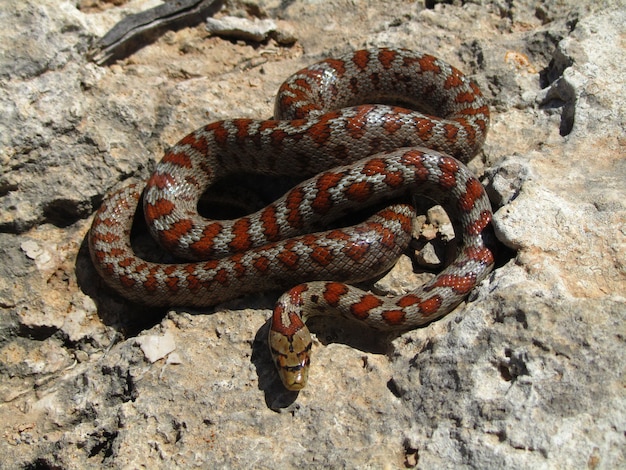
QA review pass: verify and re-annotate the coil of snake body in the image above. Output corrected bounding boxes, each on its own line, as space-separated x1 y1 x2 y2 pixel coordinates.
89 48 494 391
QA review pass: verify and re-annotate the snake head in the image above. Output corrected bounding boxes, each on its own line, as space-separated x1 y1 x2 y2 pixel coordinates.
269 290 313 391
269 328 312 391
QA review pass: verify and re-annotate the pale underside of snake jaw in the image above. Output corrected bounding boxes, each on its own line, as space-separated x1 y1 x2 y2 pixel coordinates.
88 48 494 392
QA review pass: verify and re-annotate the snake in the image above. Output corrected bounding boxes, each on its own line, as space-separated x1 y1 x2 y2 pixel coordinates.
89 48 494 391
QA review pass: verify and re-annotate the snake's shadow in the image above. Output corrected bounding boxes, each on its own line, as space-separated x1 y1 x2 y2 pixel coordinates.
251 309 401 411
76 205 171 336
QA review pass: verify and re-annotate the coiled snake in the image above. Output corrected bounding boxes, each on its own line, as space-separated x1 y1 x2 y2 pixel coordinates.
89 48 494 391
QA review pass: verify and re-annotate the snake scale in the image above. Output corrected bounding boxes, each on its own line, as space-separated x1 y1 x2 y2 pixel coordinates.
89 48 495 390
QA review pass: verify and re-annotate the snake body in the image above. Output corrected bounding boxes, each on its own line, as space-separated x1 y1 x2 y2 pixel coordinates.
89 48 494 390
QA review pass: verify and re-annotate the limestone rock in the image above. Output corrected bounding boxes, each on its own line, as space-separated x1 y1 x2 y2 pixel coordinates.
0 0 624 468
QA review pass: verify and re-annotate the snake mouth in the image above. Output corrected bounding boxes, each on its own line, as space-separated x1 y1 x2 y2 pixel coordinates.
284 381 306 392
277 360 310 391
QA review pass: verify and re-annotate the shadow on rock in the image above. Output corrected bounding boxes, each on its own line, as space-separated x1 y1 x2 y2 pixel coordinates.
75 230 168 337
251 313 401 411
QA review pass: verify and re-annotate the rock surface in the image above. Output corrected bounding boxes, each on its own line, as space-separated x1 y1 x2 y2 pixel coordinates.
0 0 624 468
